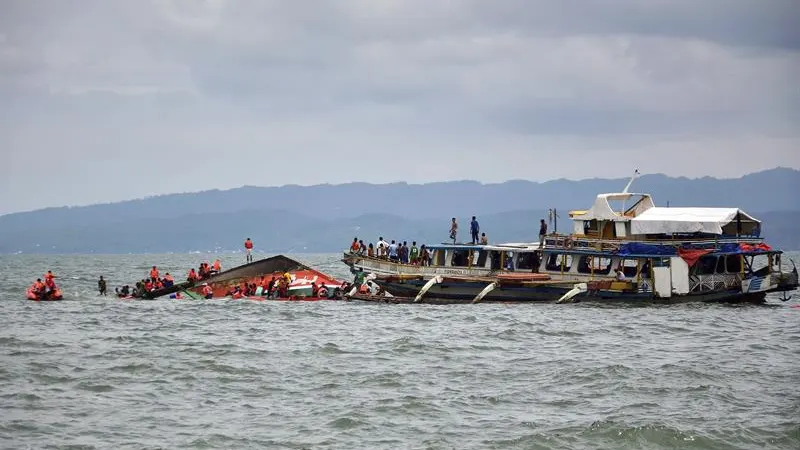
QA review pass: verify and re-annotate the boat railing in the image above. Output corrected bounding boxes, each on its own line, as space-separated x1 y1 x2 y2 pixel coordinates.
544 234 766 252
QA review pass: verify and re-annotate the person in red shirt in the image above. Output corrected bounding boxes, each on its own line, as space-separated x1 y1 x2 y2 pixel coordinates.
244 238 254 263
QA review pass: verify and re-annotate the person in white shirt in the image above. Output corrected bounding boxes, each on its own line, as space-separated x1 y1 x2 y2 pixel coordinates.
615 268 626 281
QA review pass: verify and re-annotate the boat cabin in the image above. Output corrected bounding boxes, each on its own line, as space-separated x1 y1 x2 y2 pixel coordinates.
568 192 761 240
425 243 541 271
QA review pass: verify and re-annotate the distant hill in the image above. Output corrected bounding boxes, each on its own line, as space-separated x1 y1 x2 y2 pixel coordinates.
1 168 798 253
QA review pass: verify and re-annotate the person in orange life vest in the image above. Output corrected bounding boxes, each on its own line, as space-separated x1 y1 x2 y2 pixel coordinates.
32 279 46 295
155 279 164 290
187 268 198 282
149 266 159 283
144 279 154 291
244 238 254 263
163 273 174 287
44 270 55 283
350 238 359 253
198 263 207 280
201 283 213 299
212 259 222 274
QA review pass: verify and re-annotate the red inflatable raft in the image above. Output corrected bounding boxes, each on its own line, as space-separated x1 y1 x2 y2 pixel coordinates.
26 288 63 301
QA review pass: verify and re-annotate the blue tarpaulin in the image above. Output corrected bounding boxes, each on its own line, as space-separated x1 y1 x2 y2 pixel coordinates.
617 243 677 256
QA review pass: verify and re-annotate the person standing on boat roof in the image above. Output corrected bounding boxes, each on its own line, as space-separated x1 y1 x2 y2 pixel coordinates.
470 216 480 244
450 218 458 244
98 276 107 296
538 219 547 248
244 238 254 263
388 240 399 262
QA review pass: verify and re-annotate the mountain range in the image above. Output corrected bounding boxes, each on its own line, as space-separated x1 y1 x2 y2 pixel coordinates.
1 168 798 253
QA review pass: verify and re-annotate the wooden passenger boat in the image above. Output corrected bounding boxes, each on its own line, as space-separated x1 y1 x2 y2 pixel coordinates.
343 173 799 304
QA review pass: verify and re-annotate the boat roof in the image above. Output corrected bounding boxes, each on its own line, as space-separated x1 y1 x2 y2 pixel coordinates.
426 243 541 251
630 207 760 235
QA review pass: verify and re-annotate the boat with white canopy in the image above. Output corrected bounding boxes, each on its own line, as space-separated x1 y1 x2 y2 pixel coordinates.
342 172 797 304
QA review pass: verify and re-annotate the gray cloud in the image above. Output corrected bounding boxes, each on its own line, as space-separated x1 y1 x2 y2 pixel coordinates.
1 0 798 215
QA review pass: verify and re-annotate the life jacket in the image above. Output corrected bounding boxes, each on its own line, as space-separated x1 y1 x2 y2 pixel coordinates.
145 281 153 291
350 241 359 251
164 274 174 282
188 270 197 281
213 261 221 271
244 240 253 249
150 268 159 279
45 278 56 289
202 285 213 296
359 284 369 294
34 281 46 291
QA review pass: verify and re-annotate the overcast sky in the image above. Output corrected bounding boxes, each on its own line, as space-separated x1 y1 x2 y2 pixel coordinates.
1 0 798 215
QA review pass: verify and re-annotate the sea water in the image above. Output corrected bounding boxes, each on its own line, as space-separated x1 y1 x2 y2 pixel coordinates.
1 253 798 449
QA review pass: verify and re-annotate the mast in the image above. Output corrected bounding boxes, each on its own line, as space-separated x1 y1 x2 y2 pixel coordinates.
621 169 640 213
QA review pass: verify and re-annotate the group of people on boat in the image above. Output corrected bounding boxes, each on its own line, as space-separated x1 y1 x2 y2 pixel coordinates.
28 270 61 300
350 237 439 266
187 260 222 283
215 272 349 300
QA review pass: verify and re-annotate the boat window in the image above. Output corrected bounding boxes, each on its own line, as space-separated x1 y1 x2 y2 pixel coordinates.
451 250 469 267
593 257 612 275
476 250 488 268
715 256 726 274
490 251 502 270
546 253 572 271
750 255 769 274
432 250 446 266
517 252 538 270
696 256 716 275
621 259 638 277
577 256 592 274
725 255 742 273
652 258 671 268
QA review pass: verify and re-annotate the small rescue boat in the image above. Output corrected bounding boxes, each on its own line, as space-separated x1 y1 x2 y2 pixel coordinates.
26 288 63 301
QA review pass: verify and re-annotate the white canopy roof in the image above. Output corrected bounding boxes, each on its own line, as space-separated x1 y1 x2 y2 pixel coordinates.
630 207 760 235
574 193 655 221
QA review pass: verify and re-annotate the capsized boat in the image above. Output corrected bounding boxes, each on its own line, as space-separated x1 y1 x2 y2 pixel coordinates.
26 288 63 301
144 254 347 300
345 173 799 304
